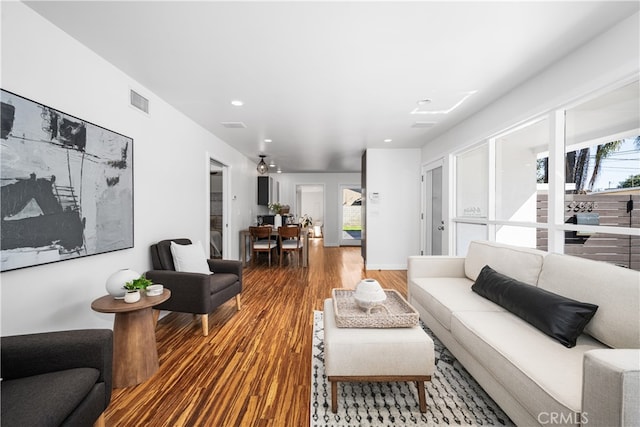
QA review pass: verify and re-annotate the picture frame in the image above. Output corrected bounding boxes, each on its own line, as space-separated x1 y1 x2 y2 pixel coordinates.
1 89 134 271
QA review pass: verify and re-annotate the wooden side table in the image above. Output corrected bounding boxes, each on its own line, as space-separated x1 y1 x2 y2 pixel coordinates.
91 289 171 388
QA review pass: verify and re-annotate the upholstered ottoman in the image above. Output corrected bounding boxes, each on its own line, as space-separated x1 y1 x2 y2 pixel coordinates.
323 298 435 413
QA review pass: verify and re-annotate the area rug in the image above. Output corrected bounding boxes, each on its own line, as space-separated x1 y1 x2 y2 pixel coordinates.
310 311 514 426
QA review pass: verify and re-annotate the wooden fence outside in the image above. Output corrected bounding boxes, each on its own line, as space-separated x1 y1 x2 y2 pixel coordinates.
537 194 639 270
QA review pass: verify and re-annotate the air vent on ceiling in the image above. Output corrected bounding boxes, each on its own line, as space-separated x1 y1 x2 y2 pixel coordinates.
220 121 247 128
130 89 149 114
411 121 436 128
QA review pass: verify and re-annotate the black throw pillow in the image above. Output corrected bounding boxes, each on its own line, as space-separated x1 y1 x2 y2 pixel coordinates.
471 265 598 348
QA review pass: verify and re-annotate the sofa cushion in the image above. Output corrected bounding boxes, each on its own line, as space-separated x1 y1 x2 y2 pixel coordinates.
538 253 640 349
1 368 99 426
410 277 505 331
472 265 598 348
451 311 607 417
465 240 546 285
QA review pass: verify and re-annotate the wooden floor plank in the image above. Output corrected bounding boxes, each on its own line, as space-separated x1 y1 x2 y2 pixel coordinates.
105 239 407 426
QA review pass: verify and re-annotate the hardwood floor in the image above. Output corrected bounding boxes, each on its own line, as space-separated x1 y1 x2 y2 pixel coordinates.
105 239 408 426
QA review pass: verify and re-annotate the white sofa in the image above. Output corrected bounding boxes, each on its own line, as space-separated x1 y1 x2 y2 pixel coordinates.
408 240 640 427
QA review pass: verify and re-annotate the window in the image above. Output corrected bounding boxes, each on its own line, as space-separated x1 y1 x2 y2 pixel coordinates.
456 144 488 219
452 80 639 270
494 119 549 248
456 223 487 256
454 144 489 255
496 225 548 251
562 81 639 268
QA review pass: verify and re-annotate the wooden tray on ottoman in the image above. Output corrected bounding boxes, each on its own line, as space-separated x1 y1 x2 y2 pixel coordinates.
331 288 419 328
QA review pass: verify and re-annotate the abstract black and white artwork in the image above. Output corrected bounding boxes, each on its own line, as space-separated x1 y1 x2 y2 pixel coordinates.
1 89 133 272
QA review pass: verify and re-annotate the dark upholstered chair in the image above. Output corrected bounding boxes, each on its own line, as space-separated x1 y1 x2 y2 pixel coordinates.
146 238 242 336
1 329 113 427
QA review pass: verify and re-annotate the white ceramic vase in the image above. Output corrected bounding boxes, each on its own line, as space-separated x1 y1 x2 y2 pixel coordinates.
106 268 140 299
124 290 141 304
274 213 282 228
354 278 386 310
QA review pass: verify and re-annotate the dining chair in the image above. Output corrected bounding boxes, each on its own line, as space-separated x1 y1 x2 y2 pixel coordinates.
278 225 304 267
249 226 277 267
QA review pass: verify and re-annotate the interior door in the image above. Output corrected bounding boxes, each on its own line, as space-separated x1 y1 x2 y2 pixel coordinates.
422 162 445 255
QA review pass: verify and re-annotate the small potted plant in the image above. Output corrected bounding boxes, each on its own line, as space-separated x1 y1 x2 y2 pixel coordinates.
122 276 153 303
268 202 283 214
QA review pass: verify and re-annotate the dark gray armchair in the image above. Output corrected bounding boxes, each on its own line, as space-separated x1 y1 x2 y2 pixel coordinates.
1 329 113 427
146 238 242 336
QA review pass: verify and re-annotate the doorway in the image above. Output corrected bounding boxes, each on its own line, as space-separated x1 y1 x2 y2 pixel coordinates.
339 185 362 246
422 160 445 255
209 160 226 258
295 184 324 237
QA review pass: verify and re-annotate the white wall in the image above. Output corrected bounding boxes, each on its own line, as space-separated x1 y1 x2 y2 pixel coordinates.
0 3 256 336
365 149 421 269
421 12 639 254
276 173 360 247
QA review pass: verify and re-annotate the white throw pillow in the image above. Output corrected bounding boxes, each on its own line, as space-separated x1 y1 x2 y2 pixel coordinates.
170 241 212 275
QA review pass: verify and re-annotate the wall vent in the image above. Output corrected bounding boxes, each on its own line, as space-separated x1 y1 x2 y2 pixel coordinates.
220 121 247 128
130 89 149 113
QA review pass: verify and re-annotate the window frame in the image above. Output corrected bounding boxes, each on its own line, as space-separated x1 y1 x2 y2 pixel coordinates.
451 78 640 259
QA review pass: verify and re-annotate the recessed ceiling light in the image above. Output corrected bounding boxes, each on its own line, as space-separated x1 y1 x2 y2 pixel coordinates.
277 168 282 174
264 139 272 143
384 138 393 143
269 160 276 167
230 100 244 107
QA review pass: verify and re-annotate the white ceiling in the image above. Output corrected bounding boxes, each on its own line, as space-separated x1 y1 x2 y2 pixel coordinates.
25 1 639 173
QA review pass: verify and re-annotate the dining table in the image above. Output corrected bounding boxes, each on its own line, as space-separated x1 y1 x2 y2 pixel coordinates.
239 226 309 267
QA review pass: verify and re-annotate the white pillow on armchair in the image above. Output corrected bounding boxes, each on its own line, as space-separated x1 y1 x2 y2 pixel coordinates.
170 241 212 275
